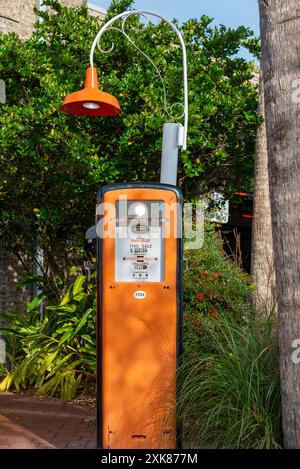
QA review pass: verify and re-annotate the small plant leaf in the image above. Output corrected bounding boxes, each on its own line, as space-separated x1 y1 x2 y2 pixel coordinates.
72 275 86 297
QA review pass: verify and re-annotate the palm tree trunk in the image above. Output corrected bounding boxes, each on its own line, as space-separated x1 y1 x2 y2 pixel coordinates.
251 72 277 313
259 0 300 448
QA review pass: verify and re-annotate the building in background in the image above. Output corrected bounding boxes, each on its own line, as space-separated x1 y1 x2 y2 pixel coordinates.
0 1 106 314
0 1 105 39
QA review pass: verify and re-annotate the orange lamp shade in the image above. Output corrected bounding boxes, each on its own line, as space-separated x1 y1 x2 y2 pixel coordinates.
61 66 122 116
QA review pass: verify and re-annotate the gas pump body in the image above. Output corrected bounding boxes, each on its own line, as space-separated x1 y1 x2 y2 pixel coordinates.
96 183 182 449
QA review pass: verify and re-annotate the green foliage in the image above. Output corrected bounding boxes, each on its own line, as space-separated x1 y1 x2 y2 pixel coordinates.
183 225 253 351
0 0 259 281
185 225 252 310
179 228 282 448
178 313 282 448
0 269 96 400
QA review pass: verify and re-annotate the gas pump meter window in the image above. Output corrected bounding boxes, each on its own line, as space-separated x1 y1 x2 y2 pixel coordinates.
115 200 164 282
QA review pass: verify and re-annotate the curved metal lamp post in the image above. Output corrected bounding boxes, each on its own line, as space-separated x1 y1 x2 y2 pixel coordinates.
61 9 188 185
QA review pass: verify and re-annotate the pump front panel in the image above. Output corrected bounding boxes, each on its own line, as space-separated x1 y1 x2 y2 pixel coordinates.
114 200 164 283
97 184 182 449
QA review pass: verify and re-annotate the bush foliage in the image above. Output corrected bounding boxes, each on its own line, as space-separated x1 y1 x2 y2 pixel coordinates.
0 0 260 283
178 227 282 448
0 269 96 400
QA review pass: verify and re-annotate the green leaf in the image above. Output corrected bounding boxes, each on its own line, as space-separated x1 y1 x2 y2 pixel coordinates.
72 275 86 296
59 290 72 306
73 292 86 302
58 328 74 346
70 265 80 276
27 293 47 312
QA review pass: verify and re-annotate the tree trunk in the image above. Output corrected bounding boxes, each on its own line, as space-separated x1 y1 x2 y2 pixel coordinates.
251 72 277 313
259 0 300 448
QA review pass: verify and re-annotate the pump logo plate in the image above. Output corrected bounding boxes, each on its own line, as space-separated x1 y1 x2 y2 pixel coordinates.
134 290 147 299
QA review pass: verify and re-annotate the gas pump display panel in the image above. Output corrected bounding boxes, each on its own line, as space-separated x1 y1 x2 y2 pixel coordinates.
115 200 164 282
97 183 182 450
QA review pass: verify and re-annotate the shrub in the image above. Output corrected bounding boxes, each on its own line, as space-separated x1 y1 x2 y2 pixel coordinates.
177 312 282 448
183 225 254 353
0 269 96 400
178 226 282 448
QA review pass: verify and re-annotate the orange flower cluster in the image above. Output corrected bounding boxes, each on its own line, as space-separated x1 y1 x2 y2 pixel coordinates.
210 310 219 318
195 292 205 301
194 319 201 330
198 271 222 282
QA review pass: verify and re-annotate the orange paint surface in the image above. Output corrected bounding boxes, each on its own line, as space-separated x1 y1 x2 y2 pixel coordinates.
98 187 181 449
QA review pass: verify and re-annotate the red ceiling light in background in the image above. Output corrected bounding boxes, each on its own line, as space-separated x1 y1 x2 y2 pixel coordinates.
234 192 252 198
61 66 122 117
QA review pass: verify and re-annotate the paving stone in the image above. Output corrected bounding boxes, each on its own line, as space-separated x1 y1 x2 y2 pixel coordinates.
0 393 96 449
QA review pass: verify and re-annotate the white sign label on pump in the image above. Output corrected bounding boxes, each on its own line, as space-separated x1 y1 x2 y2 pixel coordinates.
114 200 164 282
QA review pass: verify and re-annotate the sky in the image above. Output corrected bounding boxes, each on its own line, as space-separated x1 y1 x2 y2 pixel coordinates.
91 0 260 37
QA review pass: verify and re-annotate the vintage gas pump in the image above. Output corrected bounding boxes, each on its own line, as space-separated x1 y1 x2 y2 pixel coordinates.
61 9 188 451
96 183 182 449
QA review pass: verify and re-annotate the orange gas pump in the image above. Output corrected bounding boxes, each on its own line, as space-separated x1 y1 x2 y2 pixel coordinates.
60 9 188 451
96 183 182 449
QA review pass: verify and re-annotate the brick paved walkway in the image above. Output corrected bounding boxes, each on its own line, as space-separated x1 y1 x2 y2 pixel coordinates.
0 392 96 449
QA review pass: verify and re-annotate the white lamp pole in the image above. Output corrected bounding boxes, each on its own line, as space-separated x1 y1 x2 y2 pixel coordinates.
89 10 188 186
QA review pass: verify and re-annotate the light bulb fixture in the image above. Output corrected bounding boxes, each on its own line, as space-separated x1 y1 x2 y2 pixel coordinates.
83 102 100 109
134 203 147 217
